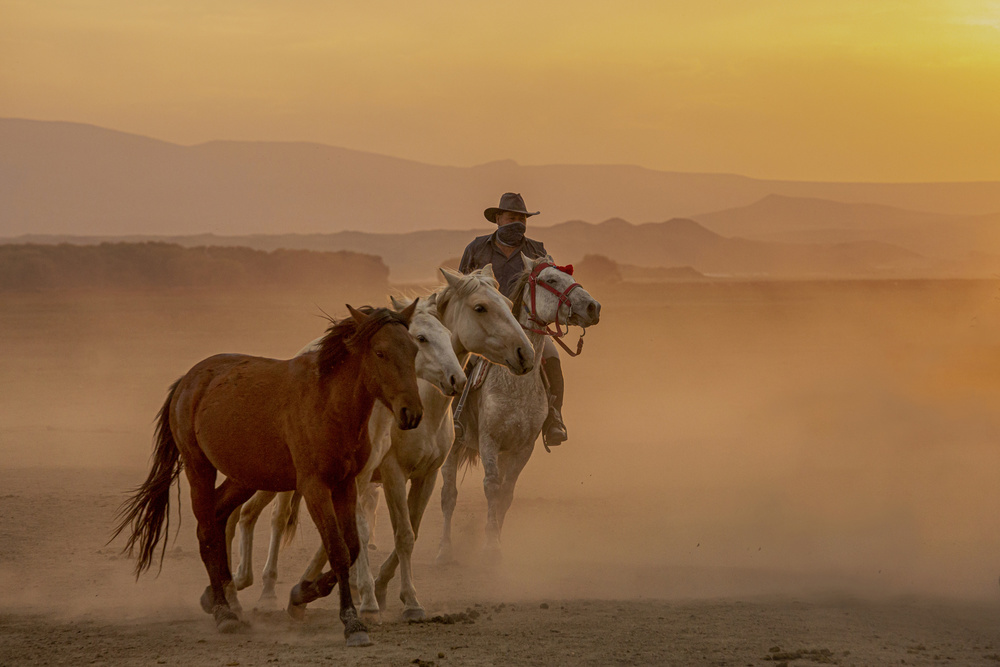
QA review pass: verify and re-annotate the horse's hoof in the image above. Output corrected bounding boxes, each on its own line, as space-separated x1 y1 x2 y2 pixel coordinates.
214 607 243 634
286 602 307 621
255 591 281 611
359 608 382 625
435 546 454 566
402 607 426 621
482 546 502 565
288 582 309 607
346 631 373 647
200 586 214 614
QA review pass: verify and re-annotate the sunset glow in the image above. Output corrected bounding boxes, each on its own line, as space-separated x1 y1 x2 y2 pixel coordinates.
2 0 999 181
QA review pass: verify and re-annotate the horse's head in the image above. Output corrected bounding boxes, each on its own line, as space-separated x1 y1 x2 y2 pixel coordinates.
390 295 465 397
436 266 533 375
517 254 602 329
346 303 423 430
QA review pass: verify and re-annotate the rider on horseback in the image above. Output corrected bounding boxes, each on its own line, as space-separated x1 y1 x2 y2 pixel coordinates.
456 192 568 448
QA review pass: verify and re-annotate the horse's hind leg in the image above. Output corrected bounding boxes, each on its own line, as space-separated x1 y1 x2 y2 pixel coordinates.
257 490 293 606
232 489 276 591
185 460 248 632
435 437 462 565
206 478 258 624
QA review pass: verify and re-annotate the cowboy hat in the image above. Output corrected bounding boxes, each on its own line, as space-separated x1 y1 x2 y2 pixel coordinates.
483 192 540 224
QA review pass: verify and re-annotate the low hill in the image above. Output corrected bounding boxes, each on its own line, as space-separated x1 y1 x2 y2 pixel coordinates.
0 242 389 294
3 217 949 282
692 195 1000 261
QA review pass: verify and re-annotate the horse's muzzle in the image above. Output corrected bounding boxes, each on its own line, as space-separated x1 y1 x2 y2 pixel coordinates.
397 406 423 430
509 345 533 375
572 300 601 327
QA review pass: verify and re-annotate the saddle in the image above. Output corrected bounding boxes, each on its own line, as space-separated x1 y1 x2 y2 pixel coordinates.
452 358 491 444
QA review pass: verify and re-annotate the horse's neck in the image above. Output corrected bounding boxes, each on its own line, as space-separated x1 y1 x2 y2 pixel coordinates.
321 358 375 435
517 310 549 370
439 292 471 362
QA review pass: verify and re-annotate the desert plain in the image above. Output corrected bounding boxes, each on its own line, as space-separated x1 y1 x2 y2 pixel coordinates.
3 278 1000 666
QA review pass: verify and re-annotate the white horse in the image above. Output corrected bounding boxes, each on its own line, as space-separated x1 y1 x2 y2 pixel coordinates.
229 265 534 618
436 255 601 562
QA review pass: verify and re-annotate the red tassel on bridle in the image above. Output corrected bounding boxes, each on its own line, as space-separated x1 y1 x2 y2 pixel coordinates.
555 264 574 276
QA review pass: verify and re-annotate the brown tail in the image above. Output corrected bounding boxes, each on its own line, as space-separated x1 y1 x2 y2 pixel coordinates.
109 379 183 578
282 491 303 547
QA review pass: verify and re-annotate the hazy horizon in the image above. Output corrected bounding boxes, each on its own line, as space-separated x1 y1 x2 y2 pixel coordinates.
6 115 1000 186
4 1 1000 183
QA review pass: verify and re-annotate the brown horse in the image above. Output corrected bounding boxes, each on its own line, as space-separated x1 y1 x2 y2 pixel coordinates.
111 303 422 647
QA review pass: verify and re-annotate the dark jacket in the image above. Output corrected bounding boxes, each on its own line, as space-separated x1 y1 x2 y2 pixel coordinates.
459 231 548 298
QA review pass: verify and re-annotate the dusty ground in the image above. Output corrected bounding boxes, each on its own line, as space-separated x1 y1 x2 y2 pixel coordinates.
3 280 1000 665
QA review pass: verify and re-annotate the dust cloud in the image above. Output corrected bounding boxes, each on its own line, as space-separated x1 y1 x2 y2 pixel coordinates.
2 279 1000 623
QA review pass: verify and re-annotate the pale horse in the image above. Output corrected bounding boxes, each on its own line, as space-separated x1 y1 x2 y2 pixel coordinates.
229 266 534 618
436 255 602 562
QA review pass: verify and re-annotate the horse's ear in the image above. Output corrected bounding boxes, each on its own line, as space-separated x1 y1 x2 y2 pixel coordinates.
479 264 495 280
398 297 419 326
390 295 411 311
520 251 536 267
440 268 463 290
346 304 369 325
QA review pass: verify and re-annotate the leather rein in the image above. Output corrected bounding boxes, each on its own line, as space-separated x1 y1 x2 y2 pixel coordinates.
523 261 586 357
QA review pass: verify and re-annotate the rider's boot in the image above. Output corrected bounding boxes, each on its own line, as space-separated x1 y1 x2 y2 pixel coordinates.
541 357 568 447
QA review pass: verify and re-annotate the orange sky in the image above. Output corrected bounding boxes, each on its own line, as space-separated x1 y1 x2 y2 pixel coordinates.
2 0 999 182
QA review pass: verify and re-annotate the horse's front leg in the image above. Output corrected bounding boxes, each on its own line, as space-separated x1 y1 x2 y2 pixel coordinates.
496 444 533 533
373 455 417 618
435 434 462 565
331 477 371 646
479 436 503 558
290 476 371 647
377 464 438 621
351 471 381 622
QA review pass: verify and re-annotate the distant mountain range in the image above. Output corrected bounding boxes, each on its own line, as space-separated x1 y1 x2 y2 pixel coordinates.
3 118 999 279
692 194 1000 261
2 216 970 281
4 118 1000 239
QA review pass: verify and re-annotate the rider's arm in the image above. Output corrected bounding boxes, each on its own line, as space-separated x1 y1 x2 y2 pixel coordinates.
458 242 477 275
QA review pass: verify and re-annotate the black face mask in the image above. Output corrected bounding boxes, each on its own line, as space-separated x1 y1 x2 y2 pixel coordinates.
497 221 526 246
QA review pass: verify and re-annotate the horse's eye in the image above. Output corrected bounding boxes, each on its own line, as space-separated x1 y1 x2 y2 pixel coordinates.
375 351 385 359
546 278 557 284
474 305 486 313
416 335 427 343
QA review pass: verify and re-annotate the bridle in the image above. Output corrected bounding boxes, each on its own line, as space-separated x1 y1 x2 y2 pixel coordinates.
523 261 586 357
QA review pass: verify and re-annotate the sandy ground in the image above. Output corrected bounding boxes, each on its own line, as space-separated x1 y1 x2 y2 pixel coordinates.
4 280 1000 665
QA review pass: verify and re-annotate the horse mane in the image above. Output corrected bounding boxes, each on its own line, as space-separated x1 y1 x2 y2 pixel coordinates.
316 306 409 378
435 270 503 319
509 266 534 320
